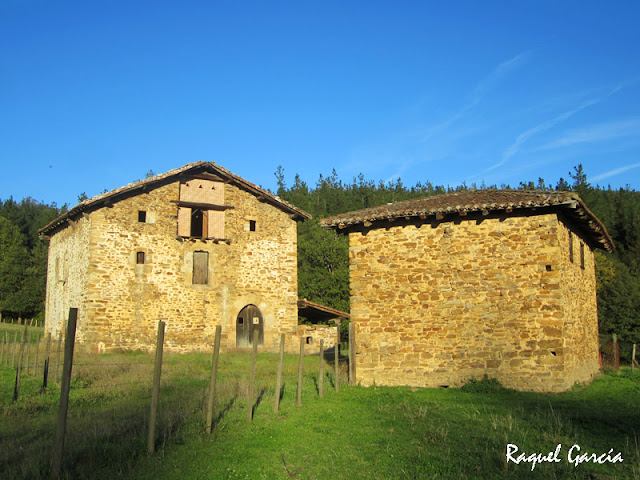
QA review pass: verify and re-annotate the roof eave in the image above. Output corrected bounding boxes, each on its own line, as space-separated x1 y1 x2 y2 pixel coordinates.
320 201 614 252
39 162 311 236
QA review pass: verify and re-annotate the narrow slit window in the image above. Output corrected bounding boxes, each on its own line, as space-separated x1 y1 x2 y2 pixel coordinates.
249 220 256 232
136 251 145 265
305 336 313 344
193 251 209 284
580 242 585 270
138 210 147 223
569 232 574 263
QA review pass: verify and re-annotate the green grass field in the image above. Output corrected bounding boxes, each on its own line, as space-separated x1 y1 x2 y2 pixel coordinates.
1 347 638 479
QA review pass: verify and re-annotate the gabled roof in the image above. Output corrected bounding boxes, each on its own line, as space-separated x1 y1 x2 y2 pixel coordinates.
39 162 311 236
319 190 613 251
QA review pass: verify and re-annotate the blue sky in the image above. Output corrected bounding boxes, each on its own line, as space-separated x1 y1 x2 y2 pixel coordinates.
1 1 639 208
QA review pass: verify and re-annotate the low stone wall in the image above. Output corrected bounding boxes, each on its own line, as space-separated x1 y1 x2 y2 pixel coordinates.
296 324 338 354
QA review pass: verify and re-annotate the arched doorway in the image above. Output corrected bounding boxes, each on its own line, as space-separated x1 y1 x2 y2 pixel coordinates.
236 305 264 348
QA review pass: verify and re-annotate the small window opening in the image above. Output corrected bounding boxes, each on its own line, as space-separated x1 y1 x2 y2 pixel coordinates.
191 209 204 238
249 220 256 232
580 242 585 270
136 251 145 264
138 210 147 223
305 336 313 344
569 232 574 263
545 265 552 272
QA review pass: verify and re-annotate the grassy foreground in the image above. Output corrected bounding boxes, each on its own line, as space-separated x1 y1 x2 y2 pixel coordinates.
1 350 639 479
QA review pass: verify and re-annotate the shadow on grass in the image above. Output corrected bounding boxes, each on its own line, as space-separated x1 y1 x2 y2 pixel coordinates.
212 394 238 430
251 387 267 418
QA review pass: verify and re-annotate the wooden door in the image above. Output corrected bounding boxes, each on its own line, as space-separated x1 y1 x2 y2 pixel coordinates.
236 305 263 348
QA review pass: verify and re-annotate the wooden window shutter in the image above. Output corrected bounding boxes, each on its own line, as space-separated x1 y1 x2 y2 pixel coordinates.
208 210 225 239
178 207 191 237
193 251 209 284
202 210 208 238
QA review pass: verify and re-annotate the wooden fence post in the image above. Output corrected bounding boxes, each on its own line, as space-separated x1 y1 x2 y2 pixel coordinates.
247 329 259 421
297 337 304 407
274 334 285 413
205 325 222 434
52 308 78 478
26 333 33 376
34 333 40 377
349 322 356 386
335 326 340 392
632 344 637 372
319 339 324 398
12 331 19 368
13 324 29 403
56 333 63 382
43 333 52 391
0 331 5 365
147 320 166 455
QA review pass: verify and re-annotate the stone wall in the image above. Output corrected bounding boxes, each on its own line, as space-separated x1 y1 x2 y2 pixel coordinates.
296 324 338 354
348 211 600 392
46 179 300 353
556 215 600 386
44 216 91 340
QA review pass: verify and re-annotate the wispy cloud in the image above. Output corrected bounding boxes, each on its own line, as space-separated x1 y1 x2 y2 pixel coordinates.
539 118 640 150
592 161 640 182
381 51 534 183
480 85 622 175
420 50 532 142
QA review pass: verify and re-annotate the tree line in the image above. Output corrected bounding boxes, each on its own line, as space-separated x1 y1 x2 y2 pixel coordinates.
0 165 638 355
0 197 61 322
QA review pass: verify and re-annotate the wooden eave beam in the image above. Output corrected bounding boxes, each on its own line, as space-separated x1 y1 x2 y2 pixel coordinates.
171 200 235 211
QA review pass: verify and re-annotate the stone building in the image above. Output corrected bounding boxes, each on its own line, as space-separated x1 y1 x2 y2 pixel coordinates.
39 162 343 353
320 190 613 392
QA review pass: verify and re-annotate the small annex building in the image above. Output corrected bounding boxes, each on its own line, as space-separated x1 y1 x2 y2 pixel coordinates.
320 190 613 392
39 162 344 354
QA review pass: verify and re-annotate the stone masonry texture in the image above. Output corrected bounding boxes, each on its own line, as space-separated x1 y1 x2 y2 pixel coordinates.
347 211 601 392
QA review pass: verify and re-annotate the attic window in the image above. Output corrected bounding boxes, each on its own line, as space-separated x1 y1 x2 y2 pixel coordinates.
178 179 225 239
191 209 205 238
249 220 256 232
138 211 147 223
136 251 145 264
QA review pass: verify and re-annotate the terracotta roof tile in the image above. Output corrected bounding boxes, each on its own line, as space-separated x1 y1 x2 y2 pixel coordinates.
319 190 613 251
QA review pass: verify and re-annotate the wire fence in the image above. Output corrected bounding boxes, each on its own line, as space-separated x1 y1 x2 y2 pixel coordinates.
0 313 351 479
